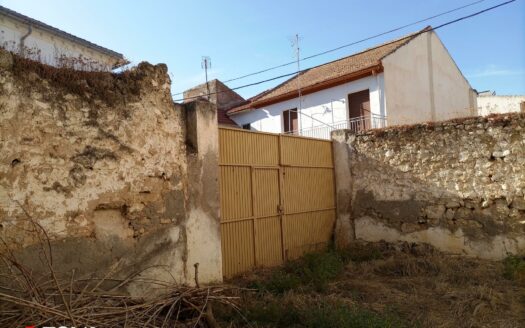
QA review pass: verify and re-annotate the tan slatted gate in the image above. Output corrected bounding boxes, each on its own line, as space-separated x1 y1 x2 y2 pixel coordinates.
219 127 336 278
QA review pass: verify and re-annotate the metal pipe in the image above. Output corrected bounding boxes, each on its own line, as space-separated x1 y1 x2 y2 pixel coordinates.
19 24 32 55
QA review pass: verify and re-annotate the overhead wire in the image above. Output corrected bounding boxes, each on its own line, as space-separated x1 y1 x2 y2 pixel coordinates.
171 0 490 96
173 0 517 103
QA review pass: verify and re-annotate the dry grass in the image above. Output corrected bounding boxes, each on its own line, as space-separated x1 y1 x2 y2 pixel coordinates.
342 243 525 327
1 218 522 328
5 48 146 106
223 242 525 328
0 217 241 328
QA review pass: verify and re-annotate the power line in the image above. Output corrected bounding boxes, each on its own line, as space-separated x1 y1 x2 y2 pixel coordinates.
173 0 517 103
172 0 489 96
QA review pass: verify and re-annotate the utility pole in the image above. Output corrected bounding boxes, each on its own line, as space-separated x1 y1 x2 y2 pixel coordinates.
201 56 211 100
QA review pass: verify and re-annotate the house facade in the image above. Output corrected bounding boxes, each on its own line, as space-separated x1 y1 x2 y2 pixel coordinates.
0 5 126 70
227 27 477 139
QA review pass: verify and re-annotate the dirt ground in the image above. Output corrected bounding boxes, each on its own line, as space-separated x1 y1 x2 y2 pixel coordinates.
218 241 525 328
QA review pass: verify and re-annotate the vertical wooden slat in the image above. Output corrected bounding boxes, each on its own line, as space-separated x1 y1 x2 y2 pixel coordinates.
250 166 257 266
278 134 286 261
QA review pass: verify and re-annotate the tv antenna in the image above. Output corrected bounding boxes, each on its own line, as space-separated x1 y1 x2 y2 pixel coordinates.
201 56 211 99
290 34 302 111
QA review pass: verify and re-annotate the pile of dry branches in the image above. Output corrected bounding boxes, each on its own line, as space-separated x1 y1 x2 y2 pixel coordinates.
0 250 241 328
0 218 240 327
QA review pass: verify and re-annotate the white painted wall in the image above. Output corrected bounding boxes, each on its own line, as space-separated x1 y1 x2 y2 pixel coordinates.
231 31 475 136
477 95 525 116
230 74 385 138
0 15 121 71
381 31 476 126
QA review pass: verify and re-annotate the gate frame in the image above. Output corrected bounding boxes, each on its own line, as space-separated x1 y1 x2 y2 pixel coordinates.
219 127 337 277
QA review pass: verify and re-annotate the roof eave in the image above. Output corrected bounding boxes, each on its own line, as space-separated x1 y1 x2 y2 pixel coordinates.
0 6 125 60
232 64 383 113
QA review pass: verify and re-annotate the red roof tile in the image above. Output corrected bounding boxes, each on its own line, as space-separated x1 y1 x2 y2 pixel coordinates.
228 27 428 114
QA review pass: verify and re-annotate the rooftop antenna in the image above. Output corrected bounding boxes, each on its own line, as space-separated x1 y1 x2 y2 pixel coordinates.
290 34 302 133
201 56 211 100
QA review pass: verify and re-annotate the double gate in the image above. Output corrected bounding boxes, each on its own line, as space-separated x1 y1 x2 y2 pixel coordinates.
219 127 336 278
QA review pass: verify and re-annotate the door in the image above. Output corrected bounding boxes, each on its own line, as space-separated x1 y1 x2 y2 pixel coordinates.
347 90 370 132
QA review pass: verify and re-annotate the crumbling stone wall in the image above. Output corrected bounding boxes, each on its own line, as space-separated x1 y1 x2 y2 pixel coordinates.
332 113 525 259
0 48 222 293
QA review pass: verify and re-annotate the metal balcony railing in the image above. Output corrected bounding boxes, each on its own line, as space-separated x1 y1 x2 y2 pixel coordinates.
294 114 387 140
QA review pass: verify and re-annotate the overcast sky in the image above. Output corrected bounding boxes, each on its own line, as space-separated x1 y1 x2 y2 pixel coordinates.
1 0 524 98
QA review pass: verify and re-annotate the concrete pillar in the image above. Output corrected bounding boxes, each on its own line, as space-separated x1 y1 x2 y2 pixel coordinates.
331 129 355 249
184 100 223 284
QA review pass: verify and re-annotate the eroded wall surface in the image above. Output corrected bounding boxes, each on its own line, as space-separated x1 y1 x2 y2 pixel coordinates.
332 113 525 259
477 95 525 116
0 49 222 293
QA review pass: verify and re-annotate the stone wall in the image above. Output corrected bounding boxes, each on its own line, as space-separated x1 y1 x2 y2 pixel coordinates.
0 49 222 293
332 113 525 259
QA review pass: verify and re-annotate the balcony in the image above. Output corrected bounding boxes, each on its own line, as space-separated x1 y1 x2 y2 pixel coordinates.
294 114 387 140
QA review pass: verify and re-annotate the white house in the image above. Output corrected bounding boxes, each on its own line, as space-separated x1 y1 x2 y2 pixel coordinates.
477 91 525 116
0 5 126 71
226 27 477 139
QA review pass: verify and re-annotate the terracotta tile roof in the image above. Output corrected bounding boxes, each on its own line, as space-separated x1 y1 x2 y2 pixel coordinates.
217 107 239 126
228 27 428 114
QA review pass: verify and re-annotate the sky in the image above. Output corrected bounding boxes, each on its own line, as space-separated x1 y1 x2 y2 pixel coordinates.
1 0 524 99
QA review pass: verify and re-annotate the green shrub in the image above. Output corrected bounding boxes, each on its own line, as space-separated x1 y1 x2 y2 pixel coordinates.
503 255 525 283
253 270 302 294
255 244 384 294
338 244 383 263
302 303 406 328
287 250 344 291
255 250 345 293
239 299 407 328
244 300 302 327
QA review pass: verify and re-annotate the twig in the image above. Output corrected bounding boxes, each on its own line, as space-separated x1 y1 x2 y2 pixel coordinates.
194 262 200 288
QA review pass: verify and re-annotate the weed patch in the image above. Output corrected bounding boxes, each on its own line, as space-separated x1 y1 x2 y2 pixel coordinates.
503 255 525 284
254 250 346 293
252 245 386 294
217 297 407 328
302 302 406 328
339 244 383 263
228 243 524 327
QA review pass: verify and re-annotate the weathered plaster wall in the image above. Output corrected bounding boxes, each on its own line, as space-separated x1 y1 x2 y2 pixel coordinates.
0 49 222 293
332 113 525 259
477 95 525 116
183 79 243 127
382 31 476 126
0 12 123 70
185 101 222 283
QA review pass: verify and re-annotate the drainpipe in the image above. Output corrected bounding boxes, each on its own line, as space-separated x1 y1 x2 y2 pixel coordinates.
19 24 33 56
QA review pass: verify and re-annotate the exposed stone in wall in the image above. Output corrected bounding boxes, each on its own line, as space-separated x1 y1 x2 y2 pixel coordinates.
0 49 222 292
332 113 525 259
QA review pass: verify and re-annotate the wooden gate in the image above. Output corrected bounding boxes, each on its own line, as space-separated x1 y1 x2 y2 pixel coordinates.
219 127 336 278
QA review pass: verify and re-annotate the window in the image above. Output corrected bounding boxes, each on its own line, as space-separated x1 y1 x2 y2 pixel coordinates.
282 109 298 134
242 123 251 130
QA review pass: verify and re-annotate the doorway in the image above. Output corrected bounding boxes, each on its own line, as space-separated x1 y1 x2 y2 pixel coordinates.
347 90 370 132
